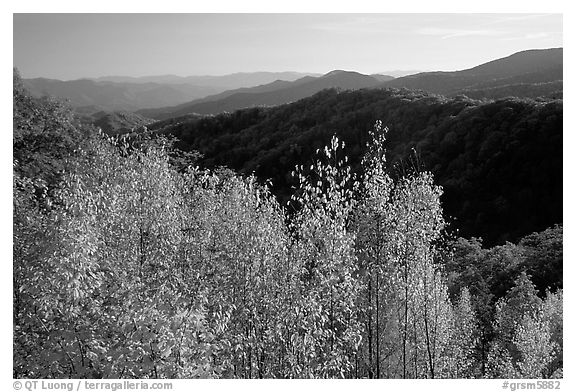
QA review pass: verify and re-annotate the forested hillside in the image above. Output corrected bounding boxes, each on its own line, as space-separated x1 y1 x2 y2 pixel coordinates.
149 88 562 246
13 70 563 379
457 81 563 100
78 110 154 135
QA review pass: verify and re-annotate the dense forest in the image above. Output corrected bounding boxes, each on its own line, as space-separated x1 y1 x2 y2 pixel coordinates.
149 88 562 246
13 70 562 379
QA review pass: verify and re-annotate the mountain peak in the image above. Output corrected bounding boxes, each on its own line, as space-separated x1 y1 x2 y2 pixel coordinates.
323 70 350 77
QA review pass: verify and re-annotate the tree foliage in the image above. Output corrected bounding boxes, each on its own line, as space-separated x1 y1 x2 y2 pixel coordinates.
486 274 562 378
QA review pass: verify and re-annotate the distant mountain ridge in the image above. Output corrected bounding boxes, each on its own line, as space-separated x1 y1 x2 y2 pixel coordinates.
21 48 562 119
21 72 320 114
139 48 562 120
138 70 389 120
378 70 423 78
22 78 222 113
384 48 562 95
91 72 320 89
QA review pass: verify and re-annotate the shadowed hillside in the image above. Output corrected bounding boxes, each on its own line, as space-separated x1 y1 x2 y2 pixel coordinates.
148 88 562 246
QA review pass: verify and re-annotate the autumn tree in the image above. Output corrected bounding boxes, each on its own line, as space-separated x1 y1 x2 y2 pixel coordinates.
444 287 480 378
486 273 562 378
285 135 363 378
352 121 456 379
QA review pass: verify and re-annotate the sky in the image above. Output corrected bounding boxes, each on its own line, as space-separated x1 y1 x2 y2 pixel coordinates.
13 13 563 80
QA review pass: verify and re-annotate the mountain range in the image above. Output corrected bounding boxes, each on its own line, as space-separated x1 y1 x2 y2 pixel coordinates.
20 48 562 124
21 72 319 113
138 70 393 120
22 78 220 112
139 48 562 120
91 72 322 89
385 48 562 95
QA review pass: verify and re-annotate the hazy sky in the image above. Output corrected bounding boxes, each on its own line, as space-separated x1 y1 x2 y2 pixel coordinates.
13 13 562 80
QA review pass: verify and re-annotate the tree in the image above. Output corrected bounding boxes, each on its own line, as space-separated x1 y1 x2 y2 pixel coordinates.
444 287 480 378
486 273 561 378
287 135 363 378
352 121 454 378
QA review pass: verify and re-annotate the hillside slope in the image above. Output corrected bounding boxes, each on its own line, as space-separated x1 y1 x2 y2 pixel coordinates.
79 111 154 135
148 88 562 246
